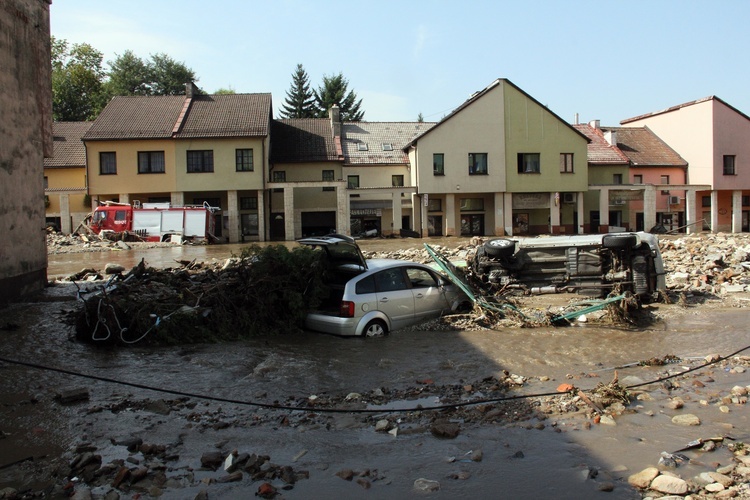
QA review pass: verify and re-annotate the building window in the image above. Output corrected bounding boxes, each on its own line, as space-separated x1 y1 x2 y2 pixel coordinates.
357 143 368 151
460 198 484 211
43 176 48 189
433 153 444 175
240 196 258 210
392 175 404 187
382 143 393 151
702 196 711 207
633 174 643 184
517 153 540 174
272 170 285 193
469 153 488 175
100 152 117 175
742 195 749 207
661 174 670 195
322 170 334 191
187 150 214 173
138 151 165 174
347 175 359 189
236 149 253 171
613 173 623 185
560 153 574 173
428 198 442 212
724 155 736 175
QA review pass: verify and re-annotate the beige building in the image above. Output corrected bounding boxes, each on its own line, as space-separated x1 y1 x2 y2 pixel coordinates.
45 122 92 233
406 79 590 237
0 0 53 305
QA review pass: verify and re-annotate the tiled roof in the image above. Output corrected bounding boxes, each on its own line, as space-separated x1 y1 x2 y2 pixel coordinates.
84 93 272 141
176 94 271 138
572 124 629 165
621 95 750 124
343 122 436 165
601 126 687 167
84 95 185 140
45 122 92 168
270 119 342 163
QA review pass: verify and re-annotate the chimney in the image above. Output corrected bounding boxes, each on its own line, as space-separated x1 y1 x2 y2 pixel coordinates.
185 81 195 98
330 104 341 137
589 119 600 130
604 130 617 146
574 113 579 125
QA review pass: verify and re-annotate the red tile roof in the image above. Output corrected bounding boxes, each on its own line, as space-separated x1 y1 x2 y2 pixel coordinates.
45 122 92 168
601 126 687 167
572 124 629 165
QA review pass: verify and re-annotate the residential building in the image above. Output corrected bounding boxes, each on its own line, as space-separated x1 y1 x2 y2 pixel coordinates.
621 96 750 233
573 122 630 233
45 122 92 233
268 111 345 240
406 79 590 237
342 120 435 237
599 125 691 232
0 0 53 305
83 84 272 243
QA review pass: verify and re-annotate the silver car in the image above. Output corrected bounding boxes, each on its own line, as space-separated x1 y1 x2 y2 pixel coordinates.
299 235 469 337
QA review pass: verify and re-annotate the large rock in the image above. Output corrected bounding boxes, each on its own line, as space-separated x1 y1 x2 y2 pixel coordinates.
671 413 700 426
430 420 460 439
650 474 688 495
628 467 659 489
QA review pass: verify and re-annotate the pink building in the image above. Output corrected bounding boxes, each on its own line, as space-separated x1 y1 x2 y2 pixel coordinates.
622 97 750 233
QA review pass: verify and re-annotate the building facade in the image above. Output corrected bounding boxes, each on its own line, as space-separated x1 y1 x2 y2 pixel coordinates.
621 97 750 233
0 0 53 305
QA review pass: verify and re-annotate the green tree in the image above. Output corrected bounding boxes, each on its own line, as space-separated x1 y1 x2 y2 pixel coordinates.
417 112 424 123
313 72 364 121
103 50 151 97
149 53 197 95
51 37 106 121
280 64 317 118
214 86 236 95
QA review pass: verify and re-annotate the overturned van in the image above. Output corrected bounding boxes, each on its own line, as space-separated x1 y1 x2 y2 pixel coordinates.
469 232 666 302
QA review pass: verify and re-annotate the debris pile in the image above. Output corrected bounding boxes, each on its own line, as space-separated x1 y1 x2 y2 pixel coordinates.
73 245 329 345
659 233 750 296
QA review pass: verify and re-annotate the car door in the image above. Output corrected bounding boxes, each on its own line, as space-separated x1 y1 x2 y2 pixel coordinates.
405 266 450 321
374 267 415 330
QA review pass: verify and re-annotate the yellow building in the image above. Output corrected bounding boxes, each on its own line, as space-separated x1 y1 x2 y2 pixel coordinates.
83 84 271 242
45 122 91 233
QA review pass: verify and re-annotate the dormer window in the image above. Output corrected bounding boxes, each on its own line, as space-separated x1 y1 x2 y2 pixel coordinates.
382 143 393 151
357 143 368 151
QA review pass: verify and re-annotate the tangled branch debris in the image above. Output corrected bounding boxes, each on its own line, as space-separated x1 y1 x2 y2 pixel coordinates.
74 245 329 346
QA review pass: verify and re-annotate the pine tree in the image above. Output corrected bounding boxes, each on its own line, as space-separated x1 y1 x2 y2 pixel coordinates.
280 64 317 119
314 73 364 121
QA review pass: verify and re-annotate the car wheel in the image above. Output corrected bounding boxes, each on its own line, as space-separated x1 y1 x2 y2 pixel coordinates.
484 238 515 258
363 319 387 338
602 234 637 249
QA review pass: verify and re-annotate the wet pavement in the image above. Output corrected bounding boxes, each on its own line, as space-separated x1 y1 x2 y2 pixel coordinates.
1 241 748 497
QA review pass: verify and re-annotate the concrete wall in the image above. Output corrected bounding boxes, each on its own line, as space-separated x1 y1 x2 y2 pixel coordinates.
0 0 53 305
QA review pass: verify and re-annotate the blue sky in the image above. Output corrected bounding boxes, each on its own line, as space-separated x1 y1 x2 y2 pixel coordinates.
51 0 750 125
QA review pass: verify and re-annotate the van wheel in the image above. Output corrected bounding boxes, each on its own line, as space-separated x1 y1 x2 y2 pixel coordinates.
602 234 637 249
363 320 387 338
484 238 515 258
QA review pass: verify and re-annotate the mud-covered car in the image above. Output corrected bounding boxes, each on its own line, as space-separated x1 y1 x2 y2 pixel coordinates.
469 232 666 301
299 234 469 337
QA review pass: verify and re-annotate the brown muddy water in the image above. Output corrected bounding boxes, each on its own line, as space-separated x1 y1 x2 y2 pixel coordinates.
1 239 748 498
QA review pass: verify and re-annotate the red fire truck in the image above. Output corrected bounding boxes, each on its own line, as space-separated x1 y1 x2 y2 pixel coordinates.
88 201 220 243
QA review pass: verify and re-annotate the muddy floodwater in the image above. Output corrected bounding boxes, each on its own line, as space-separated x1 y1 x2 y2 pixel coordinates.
2 240 749 498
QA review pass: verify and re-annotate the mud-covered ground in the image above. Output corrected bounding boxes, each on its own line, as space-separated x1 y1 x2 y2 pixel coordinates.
0 233 748 498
